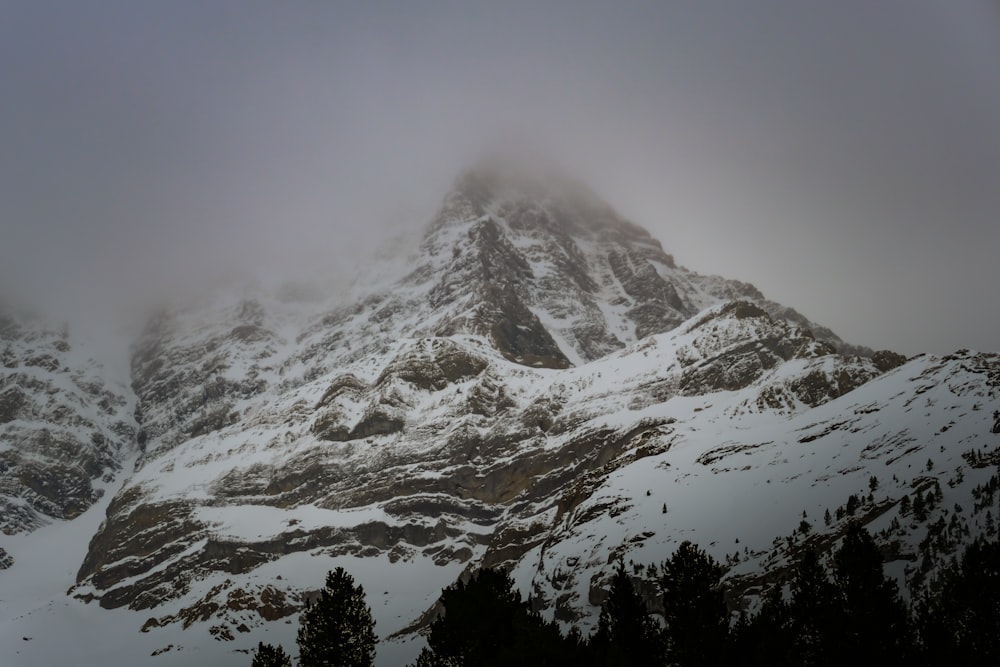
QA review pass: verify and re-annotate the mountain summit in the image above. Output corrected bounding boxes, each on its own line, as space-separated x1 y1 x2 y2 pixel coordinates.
1 163 997 667
303 158 856 372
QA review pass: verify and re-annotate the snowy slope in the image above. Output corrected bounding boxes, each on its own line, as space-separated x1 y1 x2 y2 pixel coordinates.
4 304 996 666
58 303 999 665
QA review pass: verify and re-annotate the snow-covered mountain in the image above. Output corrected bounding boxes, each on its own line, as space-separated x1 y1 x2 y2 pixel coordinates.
2 162 998 667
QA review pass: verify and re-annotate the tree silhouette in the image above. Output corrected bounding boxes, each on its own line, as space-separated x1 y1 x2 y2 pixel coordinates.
733 584 794 666
832 522 912 663
660 541 730 666
297 567 376 667
788 549 838 666
917 536 1000 664
591 560 662 666
414 567 569 667
251 642 292 667
913 492 927 521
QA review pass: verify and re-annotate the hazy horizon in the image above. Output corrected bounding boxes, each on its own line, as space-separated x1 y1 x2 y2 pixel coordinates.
2 1 998 358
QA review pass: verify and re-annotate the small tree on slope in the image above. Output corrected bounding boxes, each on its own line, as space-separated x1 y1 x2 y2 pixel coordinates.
591 560 664 667
414 567 570 666
251 642 292 667
297 567 376 667
832 522 913 663
661 541 730 666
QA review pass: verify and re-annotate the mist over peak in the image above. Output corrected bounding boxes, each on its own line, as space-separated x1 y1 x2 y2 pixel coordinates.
1 2 997 356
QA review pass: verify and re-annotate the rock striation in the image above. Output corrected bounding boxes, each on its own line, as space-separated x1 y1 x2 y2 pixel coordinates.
0 312 135 539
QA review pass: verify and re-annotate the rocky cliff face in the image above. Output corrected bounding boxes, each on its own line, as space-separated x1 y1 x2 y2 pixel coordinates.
0 312 135 542
2 163 997 667
73 294 891 615
286 161 854 378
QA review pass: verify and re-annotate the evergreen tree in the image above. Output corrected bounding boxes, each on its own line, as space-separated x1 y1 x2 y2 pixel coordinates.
252 642 292 667
591 561 663 667
913 491 927 521
297 567 376 667
917 537 1000 665
733 584 794 666
415 567 571 667
660 541 730 666
788 549 838 667
832 522 912 663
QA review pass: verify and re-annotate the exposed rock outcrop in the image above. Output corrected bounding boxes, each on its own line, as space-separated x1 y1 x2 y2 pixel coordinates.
0 312 135 535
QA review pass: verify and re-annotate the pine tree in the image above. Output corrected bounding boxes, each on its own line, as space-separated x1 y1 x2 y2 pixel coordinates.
788 549 838 667
734 584 794 666
832 522 912 663
297 567 376 667
415 567 571 667
917 537 1000 664
660 541 730 666
591 561 663 667
251 642 292 667
913 491 927 521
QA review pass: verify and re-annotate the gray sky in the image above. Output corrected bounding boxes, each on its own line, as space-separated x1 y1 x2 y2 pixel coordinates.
1 1 998 358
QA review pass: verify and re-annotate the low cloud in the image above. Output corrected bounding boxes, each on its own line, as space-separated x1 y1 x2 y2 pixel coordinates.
1 1 997 357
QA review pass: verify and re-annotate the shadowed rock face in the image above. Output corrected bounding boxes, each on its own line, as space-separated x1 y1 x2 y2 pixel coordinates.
872 349 908 373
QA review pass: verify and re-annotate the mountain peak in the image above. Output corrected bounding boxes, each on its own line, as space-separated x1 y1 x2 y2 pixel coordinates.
312 159 858 372
449 154 642 240
408 161 781 363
